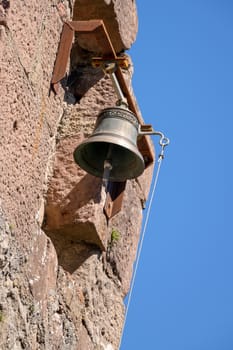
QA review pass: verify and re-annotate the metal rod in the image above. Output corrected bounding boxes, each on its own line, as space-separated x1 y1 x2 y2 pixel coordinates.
103 63 128 107
109 71 125 102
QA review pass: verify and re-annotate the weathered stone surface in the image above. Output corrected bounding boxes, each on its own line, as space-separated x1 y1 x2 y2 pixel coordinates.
0 1 154 349
27 231 58 314
0 0 65 249
73 0 138 53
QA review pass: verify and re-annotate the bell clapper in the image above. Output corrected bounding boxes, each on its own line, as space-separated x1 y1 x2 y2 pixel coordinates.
102 144 113 189
100 145 113 203
103 160 113 188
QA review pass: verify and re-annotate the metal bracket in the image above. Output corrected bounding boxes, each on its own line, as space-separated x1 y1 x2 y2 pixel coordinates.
139 125 170 147
51 19 155 168
92 56 130 70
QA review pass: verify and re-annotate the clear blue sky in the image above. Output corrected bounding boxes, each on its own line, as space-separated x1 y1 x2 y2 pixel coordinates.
121 1 233 349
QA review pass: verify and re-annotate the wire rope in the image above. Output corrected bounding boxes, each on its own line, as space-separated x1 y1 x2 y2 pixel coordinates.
118 146 167 350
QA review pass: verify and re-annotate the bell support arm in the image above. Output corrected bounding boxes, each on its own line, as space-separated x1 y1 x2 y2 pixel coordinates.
139 125 170 147
51 19 154 163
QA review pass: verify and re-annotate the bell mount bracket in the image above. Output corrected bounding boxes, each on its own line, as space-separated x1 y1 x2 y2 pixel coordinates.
51 19 154 168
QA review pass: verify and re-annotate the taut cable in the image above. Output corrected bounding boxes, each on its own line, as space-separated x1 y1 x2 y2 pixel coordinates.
118 139 169 350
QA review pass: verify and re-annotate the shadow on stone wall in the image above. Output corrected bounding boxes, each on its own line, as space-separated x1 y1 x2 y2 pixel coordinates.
66 65 104 104
44 231 101 273
59 42 104 104
42 131 108 274
60 174 103 216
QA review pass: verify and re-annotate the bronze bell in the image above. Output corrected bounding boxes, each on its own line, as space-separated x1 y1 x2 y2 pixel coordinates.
73 106 145 182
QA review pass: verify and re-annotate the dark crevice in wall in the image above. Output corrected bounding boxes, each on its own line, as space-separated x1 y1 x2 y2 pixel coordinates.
66 65 103 103
61 42 104 104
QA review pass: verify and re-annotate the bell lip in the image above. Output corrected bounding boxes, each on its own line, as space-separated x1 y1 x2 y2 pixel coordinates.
73 137 145 182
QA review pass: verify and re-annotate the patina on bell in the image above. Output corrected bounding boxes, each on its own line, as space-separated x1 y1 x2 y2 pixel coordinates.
73 106 145 182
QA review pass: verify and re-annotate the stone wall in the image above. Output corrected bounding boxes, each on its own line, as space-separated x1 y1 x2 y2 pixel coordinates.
0 1 153 349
